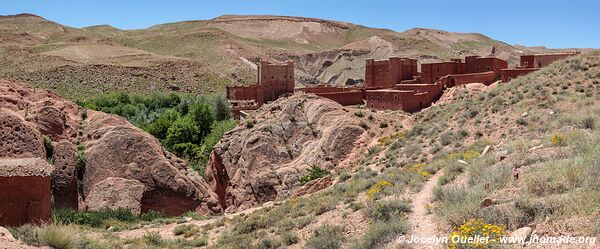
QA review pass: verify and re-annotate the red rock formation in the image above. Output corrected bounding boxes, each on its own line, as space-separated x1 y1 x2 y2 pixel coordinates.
205 95 365 213
81 111 222 215
0 108 45 159
51 140 79 209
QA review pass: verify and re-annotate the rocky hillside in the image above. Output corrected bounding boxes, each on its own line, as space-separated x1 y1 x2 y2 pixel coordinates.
0 13 575 99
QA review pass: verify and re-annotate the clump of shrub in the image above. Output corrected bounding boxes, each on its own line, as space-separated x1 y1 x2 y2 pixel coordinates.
143 231 164 246
280 231 300 245
353 219 408 249
550 133 567 146
300 166 330 185
43 135 54 162
173 224 199 237
366 180 392 200
359 121 369 130
305 225 344 249
366 199 411 222
516 117 528 126
52 208 165 228
37 224 79 249
581 116 596 130
447 219 507 249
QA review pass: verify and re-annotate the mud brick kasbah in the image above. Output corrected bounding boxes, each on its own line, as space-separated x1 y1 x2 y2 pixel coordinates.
227 52 579 114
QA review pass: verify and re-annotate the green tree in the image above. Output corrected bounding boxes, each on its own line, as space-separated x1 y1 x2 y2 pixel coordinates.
214 94 231 121
165 116 200 147
146 109 180 140
188 101 215 141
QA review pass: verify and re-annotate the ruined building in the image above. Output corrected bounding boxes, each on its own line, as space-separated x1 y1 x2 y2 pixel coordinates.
501 52 580 82
0 158 53 226
228 51 577 114
227 61 295 115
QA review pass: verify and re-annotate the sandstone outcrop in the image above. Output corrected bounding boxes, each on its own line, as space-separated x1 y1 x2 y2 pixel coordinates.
0 108 45 158
0 79 80 142
51 139 79 209
85 177 145 215
206 94 366 213
81 110 222 215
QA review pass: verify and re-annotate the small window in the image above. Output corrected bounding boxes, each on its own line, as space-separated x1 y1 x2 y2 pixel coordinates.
486 66 491 71
538 63 542 67
476 66 480 71
437 68 440 72
379 69 383 73
524 61 528 66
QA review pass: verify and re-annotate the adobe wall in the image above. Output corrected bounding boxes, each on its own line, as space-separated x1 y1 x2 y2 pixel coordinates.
366 90 430 112
519 55 535 68
464 56 508 79
258 61 295 102
314 91 364 106
420 61 462 84
299 85 360 94
533 53 580 68
401 92 432 113
501 68 539 82
441 71 497 87
0 176 51 226
365 59 392 88
227 85 265 105
393 83 443 101
365 57 418 88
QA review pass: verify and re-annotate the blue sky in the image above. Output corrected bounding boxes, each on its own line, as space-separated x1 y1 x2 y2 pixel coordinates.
1 0 598 48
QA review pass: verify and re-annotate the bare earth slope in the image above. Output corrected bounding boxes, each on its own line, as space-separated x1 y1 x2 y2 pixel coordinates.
0 13 578 99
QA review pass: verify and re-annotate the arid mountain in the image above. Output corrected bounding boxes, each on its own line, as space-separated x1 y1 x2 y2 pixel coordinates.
0 13 576 100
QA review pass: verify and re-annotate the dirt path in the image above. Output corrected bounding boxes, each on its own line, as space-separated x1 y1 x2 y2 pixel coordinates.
405 171 444 249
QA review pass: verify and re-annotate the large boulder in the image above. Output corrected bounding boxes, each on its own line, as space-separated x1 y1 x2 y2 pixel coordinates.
0 108 45 158
205 94 366 213
85 177 145 215
82 111 222 215
51 140 79 209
